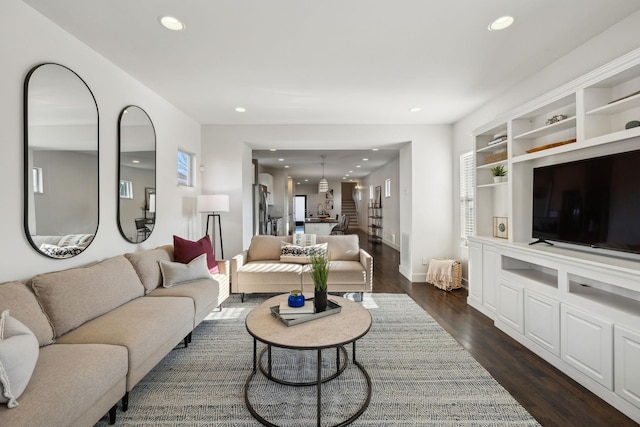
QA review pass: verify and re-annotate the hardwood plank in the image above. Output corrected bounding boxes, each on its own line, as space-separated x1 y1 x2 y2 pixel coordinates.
353 230 637 427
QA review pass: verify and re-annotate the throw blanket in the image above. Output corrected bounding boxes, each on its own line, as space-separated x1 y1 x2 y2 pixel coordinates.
426 259 455 290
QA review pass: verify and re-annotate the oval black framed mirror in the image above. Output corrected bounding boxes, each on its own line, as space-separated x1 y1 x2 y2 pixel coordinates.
117 105 156 243
24 63 99 258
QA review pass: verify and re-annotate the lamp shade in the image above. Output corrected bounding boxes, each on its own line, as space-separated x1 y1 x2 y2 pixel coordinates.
318 178 329 193
197 194 229 213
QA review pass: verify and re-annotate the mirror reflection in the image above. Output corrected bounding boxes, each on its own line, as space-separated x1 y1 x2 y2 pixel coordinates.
117 105 156 243
24 63 99 258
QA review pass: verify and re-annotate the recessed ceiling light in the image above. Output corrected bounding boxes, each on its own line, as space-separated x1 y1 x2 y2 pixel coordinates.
132 160 140 164
356 165 361 168
349 170 353 173
269 148 277 152
409 107 422 113
362 158 369 161
304 179 309 182
284 165 290 168
159 16 185 31
235 107 246 113
278 158 284 162
488 16 514 31
372 148 379 151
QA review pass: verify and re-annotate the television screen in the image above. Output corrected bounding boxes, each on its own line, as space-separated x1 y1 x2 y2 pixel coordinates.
532 149 640 254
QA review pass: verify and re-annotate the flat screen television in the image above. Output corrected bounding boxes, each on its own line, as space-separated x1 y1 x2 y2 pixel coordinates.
531 148 640 255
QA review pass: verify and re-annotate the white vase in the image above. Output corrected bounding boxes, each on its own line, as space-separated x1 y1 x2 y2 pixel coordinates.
493 176 505 183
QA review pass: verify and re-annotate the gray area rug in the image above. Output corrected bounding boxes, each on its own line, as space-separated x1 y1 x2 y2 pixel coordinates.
96 293 540 426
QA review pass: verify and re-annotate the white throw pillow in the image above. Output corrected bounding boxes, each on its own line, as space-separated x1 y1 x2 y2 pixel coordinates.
291 233 317 247
159 253 211 288
280 242 328 264
0 310 39 408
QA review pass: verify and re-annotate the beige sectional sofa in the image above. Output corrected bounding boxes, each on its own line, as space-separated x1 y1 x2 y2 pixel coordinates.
231 234 373 301
0 245 229 426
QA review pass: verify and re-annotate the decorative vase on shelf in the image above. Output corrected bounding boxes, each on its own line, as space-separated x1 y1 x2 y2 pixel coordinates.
309 251 330 312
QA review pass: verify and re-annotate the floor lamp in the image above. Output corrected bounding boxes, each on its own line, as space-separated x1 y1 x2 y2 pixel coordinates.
197 195 229 259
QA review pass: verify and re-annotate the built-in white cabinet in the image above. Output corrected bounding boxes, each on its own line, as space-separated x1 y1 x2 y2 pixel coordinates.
468 238 640 423
482 244 498 313
467 239 498 318
467 240 483 308
614 325 640 408
561 304 613 389
524 289 560 357
497 278 524 334
468 49 640 422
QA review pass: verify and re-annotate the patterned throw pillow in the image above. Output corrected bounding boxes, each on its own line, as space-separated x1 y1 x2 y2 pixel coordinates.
38 244 84 258
0 310 39 408
291 233 317 247
280 242 328 264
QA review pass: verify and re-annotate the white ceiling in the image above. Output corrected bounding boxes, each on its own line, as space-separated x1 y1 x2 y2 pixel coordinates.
23 0 640 181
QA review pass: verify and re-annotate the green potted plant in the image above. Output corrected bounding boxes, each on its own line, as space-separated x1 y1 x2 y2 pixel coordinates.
309 251 330 312
490 164 507 183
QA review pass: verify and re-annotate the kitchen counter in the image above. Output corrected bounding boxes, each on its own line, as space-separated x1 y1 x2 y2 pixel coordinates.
304 218 338 235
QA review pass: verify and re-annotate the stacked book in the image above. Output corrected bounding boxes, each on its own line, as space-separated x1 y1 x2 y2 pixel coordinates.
487 133 507 146
278 301 315 320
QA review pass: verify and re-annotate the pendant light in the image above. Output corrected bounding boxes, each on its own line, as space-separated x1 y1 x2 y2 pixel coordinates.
318 154 329 193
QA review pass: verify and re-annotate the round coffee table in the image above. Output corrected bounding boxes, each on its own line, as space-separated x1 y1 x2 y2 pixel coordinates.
244 294 372 427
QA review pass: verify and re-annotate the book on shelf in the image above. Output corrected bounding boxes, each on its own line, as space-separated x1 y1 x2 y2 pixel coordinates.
487 136 507 146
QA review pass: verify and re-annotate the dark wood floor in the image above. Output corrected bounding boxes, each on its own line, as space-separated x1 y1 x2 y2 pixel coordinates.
354 230 637 427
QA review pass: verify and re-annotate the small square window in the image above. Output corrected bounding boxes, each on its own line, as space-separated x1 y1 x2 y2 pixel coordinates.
178 149 194 187
119 180 133 199
33 167 43 194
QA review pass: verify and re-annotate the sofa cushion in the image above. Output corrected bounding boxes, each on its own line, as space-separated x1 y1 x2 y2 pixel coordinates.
238 261 302 286
0 343 127 426
280 242 328 264
302 260 366 285
0 281 54 347
148 278 220 320
125 247 173 294
56 296 193 390
247 235 293 262
292 233 317 246
159 254 210 287
0 310 39 408
174 235 219 274
317 235 361 261
31 255 145 337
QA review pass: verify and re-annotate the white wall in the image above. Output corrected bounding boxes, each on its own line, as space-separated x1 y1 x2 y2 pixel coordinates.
358 158 400 250
0 0 201 282
201 124 452 282
451 10 640 281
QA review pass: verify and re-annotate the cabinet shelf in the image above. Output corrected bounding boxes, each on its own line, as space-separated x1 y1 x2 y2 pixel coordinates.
513 116 576 140
477 182 508 188
586 91 640 116
477 159 507 169
368 204 382 244
477 140 508 153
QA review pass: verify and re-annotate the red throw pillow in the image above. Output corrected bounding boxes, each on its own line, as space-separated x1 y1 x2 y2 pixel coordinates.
173 235 219 274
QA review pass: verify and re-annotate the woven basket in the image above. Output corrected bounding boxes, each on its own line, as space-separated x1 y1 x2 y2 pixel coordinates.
484 150 507 165
429 259 463 291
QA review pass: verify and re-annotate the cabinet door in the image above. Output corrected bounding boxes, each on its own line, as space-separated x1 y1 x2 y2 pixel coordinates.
561 304 613 389
524 290 560 356
614 325 640 408
482 245 497 313
468 241 483 306
497 279 524 334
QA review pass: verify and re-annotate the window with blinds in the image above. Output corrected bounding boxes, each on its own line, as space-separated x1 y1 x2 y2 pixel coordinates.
460 151 475 246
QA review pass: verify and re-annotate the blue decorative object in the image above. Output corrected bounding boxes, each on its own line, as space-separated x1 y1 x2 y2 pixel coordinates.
288 290 305 308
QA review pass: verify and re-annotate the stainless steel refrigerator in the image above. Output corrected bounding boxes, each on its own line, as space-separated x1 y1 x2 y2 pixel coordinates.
255 184 268 234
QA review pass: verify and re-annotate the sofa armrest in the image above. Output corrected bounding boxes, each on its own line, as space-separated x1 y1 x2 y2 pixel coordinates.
216 259 230 277
359 249 373 292
231 251 248 293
